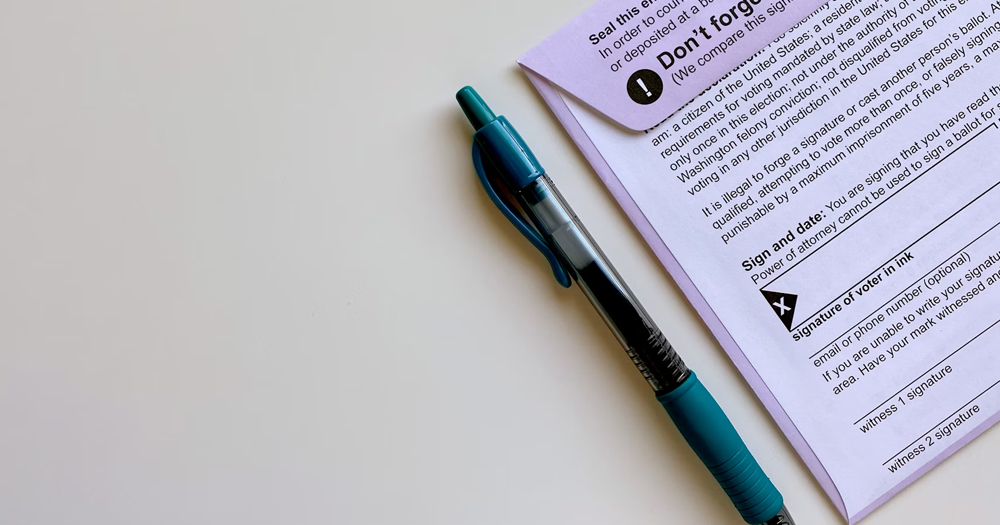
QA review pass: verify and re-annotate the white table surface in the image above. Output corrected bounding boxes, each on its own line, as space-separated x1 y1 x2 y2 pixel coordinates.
1 1 995 523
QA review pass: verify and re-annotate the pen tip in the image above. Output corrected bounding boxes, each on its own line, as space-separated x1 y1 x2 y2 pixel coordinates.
760 505 796 525
456 86 496 131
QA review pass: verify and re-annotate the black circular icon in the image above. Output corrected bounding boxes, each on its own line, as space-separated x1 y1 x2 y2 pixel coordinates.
627 69 663 105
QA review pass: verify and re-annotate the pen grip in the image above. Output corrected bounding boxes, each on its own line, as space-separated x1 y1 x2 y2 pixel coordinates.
657 372 782 524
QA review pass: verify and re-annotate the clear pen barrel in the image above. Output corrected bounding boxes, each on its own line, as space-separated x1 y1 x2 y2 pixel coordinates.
518 175 689 394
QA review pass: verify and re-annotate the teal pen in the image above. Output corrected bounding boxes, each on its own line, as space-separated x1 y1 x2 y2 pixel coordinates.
457 86 795 525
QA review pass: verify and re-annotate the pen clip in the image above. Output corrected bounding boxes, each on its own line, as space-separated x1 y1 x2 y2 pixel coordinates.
471 139 571 288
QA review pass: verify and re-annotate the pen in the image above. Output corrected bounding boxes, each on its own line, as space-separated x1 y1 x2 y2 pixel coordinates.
457 86 795 525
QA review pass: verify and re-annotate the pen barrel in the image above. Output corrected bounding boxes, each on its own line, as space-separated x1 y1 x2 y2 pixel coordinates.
519 175 689 393
656 372 783 524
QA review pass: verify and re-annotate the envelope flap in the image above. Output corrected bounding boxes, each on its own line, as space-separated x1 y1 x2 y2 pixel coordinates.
519 0 831 130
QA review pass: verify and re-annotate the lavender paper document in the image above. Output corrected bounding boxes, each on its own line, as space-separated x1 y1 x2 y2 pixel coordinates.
520 0 831 130
521 0 1000 521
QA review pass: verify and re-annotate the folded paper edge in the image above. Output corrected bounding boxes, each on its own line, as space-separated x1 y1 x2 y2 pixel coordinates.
516 53 654 132
519 64 850 522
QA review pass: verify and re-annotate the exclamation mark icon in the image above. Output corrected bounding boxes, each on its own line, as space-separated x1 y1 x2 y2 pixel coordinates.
636 78 652 98
626 70 662 105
